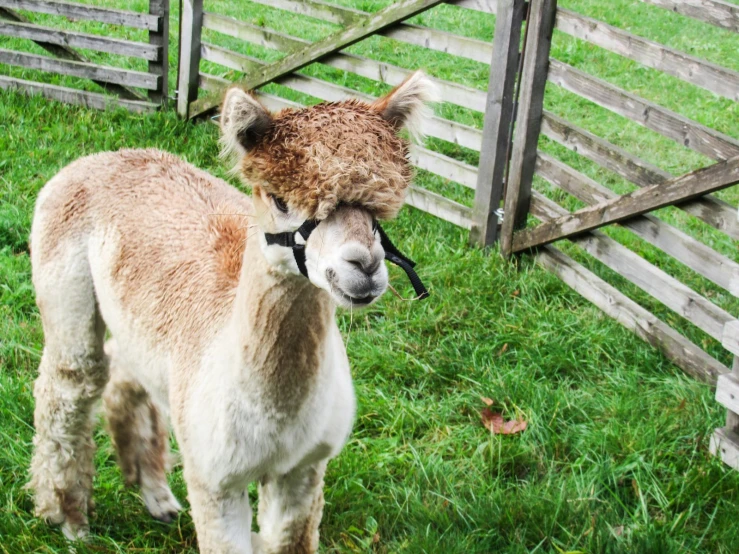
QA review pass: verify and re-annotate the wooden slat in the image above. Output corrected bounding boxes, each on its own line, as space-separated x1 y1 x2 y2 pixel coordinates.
0 48 158 89
201 13 488 113
710 427 739 470
409 145 478 188
723 321 739 356
0 75 156 112
201 42 262 74
189 0 448 118
537 245 728 383
514 156 739 251
452 0 499 14
547 60 739 162
530 192 736 342
470 0 526 246
536 153 739 296
0 0 159 30
247 0 364 26
406 185 474 228
555 8 739 101
501 0 557 256
147 0 168 104
0 6 146 101
541 112 739 240
251 0 495 64
716 372 739 413
0 20 159 60
177 0 203 118
203 12 308 52
641 0 739 33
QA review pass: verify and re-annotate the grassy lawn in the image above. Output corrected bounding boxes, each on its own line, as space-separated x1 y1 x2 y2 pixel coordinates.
2 1 739 552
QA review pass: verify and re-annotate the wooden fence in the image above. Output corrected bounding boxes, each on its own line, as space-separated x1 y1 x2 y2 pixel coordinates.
0 0 169 112
175 0 739 471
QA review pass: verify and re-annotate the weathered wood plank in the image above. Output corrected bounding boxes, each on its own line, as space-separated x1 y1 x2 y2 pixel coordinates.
0 48 158 89
0 0 159 30
723 321 739 357
406 185 474 228
710 427 739 470
536 152 739 295
501 0 558 256
529 192 735 342
0 75 156 112
555 9 739 101
727 356 739 433
177 0 203 118
409 145 478 189
203 12 308 52
0 20 159 60
540 112 739 240
536 245 728 383
716 372 739 413
470 0 525 246
189 0 447 118
547 60 739 162
0 6 146 101
201 42 262 74
513 156 739 251
148 0 168 104
246 0 364 26
322 52 487 112
641 0 739 33
452 0 499 14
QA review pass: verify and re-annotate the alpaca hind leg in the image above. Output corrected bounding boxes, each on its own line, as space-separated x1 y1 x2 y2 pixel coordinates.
103 350 181 522
29 256 108 540
257 461 328 554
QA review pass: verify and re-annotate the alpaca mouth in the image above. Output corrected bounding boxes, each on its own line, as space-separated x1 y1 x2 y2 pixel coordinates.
335 287 376 306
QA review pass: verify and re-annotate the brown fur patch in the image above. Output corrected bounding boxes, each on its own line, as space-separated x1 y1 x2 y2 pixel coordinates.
238 101 412 221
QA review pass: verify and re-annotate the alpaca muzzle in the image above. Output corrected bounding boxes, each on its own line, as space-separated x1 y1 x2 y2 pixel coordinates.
264 219 429 300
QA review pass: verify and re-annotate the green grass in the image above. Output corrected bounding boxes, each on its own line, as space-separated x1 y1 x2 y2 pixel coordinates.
2 0 739 552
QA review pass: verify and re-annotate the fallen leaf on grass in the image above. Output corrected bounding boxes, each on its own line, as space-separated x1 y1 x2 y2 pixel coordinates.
481 397 494 406
481 408 527 434
497 343 509 356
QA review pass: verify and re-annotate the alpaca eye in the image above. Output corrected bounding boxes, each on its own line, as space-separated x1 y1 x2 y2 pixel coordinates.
270 195 289 214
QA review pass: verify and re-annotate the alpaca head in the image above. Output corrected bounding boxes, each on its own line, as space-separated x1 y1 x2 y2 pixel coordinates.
219 71 437 308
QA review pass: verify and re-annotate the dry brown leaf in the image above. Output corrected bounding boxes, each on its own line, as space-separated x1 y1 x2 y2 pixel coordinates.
481 397 494 407
512 290 520 297
372 533 380 544
481 408 527 435
497 343 509 356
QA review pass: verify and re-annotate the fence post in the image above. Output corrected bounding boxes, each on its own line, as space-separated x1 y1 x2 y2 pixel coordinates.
177 0 203 118
148 0 169 105
500 0 557 257
469 0 526 248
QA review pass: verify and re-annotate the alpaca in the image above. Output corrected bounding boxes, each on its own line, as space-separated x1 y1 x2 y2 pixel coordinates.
28 71 436 553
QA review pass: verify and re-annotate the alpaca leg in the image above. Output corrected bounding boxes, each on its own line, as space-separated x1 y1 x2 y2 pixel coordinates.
257 461 328 554
185 472 259 554
28 257 108 540
103 352 181 522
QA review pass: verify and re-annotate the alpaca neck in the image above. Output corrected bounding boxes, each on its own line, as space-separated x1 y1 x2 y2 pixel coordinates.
230 237 336 403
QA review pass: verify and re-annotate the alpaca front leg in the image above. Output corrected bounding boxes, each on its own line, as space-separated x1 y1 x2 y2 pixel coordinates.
186 474 260 554
257 461 328 554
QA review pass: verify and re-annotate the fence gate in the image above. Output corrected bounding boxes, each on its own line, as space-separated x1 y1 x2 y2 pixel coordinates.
0 0 169 112
496 0 739 470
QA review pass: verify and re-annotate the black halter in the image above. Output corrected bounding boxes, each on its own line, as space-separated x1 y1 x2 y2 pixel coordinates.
264 219 429 300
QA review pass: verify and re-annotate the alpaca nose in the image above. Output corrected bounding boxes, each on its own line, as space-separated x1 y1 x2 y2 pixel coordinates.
342 243 383 276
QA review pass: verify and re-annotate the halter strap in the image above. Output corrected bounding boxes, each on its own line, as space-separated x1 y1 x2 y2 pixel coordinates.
263 219 429 300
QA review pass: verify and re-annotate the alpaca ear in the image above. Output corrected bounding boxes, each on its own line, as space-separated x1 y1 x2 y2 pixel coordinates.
371 71 439 142
219 87 273 157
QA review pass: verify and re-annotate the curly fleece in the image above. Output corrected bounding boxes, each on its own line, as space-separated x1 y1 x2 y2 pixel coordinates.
238 99 413 221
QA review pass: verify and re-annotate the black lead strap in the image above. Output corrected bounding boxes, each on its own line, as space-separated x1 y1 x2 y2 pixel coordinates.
264 219 429 301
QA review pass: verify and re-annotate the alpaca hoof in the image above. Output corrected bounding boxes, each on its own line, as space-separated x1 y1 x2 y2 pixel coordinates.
61 520 89 542
142 485 182 523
